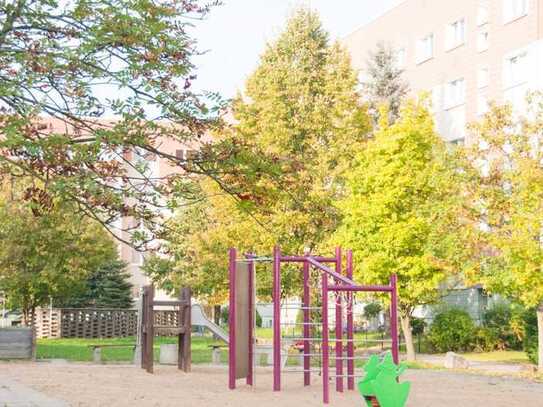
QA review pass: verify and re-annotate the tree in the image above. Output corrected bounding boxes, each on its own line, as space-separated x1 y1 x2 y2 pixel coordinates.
144 180 274 304
146 7 369 302
59 259 133 309
363 302 383 321
364 41 409 123
334 100 468 360
0 0 225 248
466 97 543 371
0 179 118 323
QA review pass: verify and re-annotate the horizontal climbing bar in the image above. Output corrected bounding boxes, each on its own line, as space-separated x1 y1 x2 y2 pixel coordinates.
327 284 393 292
280 255 336 263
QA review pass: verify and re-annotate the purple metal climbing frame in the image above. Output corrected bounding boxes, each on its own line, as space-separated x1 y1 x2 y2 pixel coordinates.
228 246 399 405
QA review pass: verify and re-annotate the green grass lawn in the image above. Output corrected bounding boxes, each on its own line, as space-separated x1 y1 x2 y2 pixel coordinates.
459 350 530 364
36 329 392 366
37 335 222 364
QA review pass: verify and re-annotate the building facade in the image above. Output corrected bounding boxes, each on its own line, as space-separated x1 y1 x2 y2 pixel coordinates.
38 117 201 300
343 0 543 144
118 140 202 299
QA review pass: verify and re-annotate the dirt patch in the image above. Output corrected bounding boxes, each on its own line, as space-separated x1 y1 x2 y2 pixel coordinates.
1 362 542 406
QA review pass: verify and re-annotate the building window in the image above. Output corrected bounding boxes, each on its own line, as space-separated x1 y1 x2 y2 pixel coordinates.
416 34 434 64
505 52 528 87
477 93 489 116
477 29 489 52
445 19 466 50
477 2 489 26
396 47 406 68
478 67 489 88
131 249 143 265
503 0 529 23
445 78 465 109
450 137 465 146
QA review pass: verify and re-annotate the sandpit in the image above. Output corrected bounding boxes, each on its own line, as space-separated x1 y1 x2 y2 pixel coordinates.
1 361 542 406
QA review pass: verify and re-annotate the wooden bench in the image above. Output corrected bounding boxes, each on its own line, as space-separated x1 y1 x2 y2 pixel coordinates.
87 344 136 363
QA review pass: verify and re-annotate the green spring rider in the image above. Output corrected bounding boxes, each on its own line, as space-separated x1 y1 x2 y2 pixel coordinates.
357 352 411 407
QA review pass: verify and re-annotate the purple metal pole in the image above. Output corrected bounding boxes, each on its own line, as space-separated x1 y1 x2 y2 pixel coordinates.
322 271 329 404
335 247 343 393
390 274 399 364
273 246 281 391
303 258 310 386
346 250 354 391
247 256 254 386
228 248 237 390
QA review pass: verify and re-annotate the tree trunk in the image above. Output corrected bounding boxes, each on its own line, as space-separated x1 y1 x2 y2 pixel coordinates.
400 314 416 361
22 302 30 327
213 305 221 341
537 306 543 373
213 305 221 326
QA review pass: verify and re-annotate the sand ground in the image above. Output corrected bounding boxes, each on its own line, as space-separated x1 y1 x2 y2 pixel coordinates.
1 362 543 407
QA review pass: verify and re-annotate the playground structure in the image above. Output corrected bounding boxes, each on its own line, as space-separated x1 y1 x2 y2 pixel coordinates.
228 246 399 405
140 285 192 373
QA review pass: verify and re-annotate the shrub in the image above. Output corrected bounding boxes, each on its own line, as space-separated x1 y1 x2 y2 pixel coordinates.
473 327 500 352
256 310 262 328
482 302 522 350
522 309 538 364
427 308 475 353
410 317 426 336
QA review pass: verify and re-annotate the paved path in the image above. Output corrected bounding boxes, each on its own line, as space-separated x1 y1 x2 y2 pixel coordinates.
0 376 69 407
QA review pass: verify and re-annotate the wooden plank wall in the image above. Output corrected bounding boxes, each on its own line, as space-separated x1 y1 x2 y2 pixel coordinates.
0 328 34 359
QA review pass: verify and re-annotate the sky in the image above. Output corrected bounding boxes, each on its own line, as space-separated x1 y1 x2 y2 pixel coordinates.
190 0 397 99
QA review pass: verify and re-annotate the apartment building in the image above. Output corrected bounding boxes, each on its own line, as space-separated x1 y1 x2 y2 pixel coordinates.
119 139 201 299
343 0 543 144
38 117 200 299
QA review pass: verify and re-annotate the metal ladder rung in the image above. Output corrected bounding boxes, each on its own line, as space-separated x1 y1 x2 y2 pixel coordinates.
327 338 391 343
283 368 322 373
329 356 368 360
280 322 321 326
282 337 323 341
329 374 365 378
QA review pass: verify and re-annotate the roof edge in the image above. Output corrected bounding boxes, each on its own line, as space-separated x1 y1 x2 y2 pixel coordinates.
342 0 408 41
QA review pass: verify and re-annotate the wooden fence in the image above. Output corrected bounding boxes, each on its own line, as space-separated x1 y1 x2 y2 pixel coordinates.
33 308 181 339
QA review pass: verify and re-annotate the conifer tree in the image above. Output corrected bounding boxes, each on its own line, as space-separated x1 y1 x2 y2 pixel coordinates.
364 41 409 123
61 259 133 309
